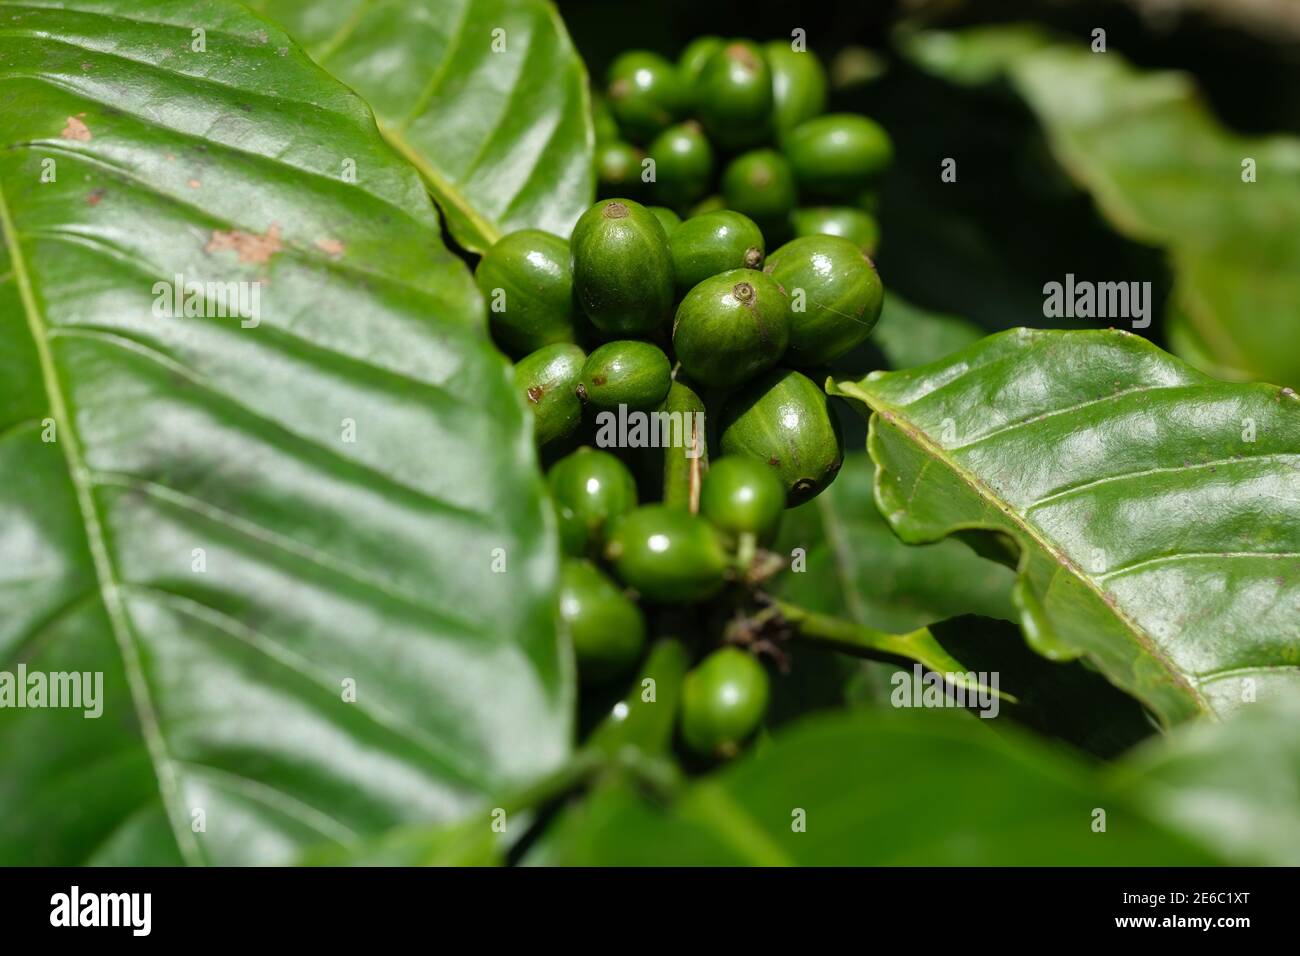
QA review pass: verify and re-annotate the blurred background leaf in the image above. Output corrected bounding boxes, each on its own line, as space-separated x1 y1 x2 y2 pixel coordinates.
902 24 1300 386
537 708 1222 865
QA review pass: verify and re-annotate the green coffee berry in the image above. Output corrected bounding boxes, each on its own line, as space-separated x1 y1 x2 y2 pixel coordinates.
700 456 786 544
765 42 828 138
784 113 893 198
596 140 646 199
677 35 724 99
572 198 675 336
647 121 713 210
689 194 727 218
695 40 773 151
721 149 797 235
791 206 880 255
591 90 621 144
668 210 765 295
475 230 576 356
559 559 646 683
680 647 770 757
548 447 638 558
607 50 686 143
764 234 883 365
719 368 844 505
648 206 682 235
672 269 790 389
514 343 586 447
577 340 672 411
605 504 729 603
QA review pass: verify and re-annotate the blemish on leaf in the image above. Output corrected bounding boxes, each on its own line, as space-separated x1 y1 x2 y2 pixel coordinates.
86 188 105 206
187 179 201 189
205 222 283 265
61 115 91 141
526 386 544 404
315 237 345 257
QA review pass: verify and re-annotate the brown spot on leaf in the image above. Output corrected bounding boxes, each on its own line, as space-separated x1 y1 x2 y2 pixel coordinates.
187 179 201 189
61 115 91 141
592 375 607 386
205 223 283 265
315 237 345 257
85 188 105 206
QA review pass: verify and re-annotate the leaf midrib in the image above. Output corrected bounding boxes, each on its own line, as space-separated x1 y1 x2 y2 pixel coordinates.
0 175 203 865
834 377 1212 719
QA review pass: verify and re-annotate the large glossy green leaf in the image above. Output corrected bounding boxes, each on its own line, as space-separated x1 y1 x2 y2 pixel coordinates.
0 0 569 865
252 0 594 253
541 709 1218 865
903 26 1300 386
830 328 1300 727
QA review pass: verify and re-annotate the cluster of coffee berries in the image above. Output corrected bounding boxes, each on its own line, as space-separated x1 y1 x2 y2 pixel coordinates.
495 189 882 501
474 38 891 761
594 38 888 255
553 448 780 758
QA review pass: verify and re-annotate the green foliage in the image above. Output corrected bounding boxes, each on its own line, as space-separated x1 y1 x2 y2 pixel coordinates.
253 0 595 252
831 328 1300 727
0 0 569 865
904 26 1300 386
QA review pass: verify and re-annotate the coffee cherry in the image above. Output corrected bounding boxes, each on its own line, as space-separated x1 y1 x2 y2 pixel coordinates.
695 40 773 150
791 206 880 256
689 194 727 218
680 647 770 757
672 269 790 389
559 559 646 683
596 140 646 199
784 113 893 198
577 340 672 411
605 505 729 603
719 368 844 505
764 234 883 365
668 210 765 295
590 91 621 144
721 149 797 237
607 51 687 143
647 121 713 210
475 230 576 356
548 447 638 558
514 343 586 447
648 206 682 235
765 42 827 139
572 198 675 336
700 456 786 544
647 119 717 210
677 35 724 101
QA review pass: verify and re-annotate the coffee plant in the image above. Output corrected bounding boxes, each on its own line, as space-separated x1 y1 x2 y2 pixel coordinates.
0 0 1296 868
